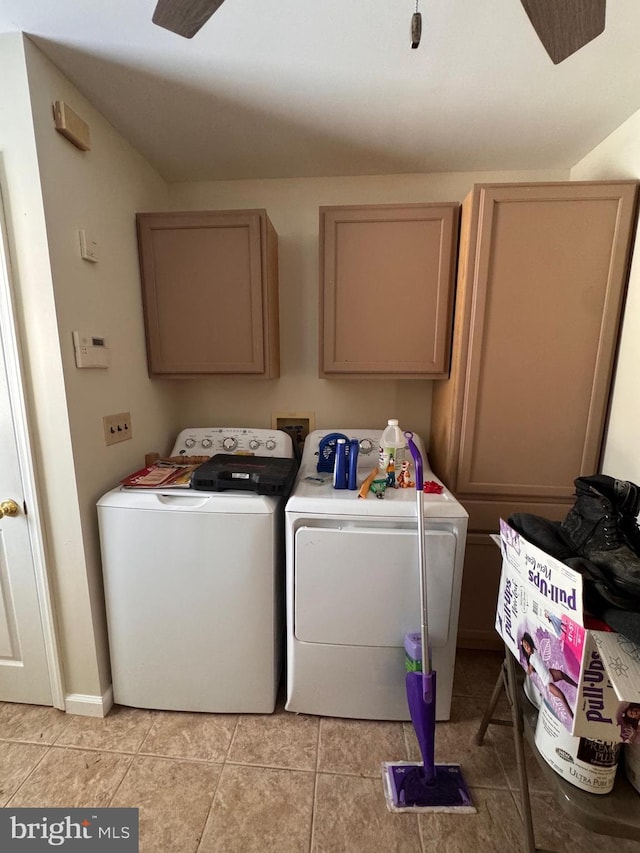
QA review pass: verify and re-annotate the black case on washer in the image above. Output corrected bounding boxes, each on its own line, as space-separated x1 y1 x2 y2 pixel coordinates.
191 454 298 497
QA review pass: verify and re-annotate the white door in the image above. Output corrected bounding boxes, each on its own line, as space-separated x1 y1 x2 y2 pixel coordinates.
0 188 56 705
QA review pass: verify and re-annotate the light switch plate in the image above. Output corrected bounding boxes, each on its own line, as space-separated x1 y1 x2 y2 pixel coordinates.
103 412 132 446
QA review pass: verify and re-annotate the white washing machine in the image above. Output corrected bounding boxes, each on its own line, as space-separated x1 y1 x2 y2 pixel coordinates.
285 428 468 721
97 427 294 714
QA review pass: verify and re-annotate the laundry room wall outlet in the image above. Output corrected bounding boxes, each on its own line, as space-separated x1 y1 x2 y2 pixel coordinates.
103 412 132 446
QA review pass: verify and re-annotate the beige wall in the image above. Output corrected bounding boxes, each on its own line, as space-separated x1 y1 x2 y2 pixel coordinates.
23 37 176 697
571 110 640 484
2 34 175 699
169 169 569 443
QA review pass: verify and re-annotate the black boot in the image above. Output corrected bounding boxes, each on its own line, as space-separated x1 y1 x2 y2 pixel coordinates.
561 477 640 597
573 475 640 556
509 511 640 612
508 513 576 560
616 480 640 557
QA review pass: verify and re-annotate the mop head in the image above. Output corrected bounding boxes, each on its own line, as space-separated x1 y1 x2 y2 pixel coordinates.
382 761 476 813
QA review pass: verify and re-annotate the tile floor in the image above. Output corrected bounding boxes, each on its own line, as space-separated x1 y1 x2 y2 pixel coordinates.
0 649 638 853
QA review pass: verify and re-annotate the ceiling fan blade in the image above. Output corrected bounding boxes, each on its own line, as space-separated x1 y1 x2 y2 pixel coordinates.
152 0 227 38
520 0 606 64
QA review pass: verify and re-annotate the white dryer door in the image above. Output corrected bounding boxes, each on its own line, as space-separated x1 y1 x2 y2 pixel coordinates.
294 526 456 648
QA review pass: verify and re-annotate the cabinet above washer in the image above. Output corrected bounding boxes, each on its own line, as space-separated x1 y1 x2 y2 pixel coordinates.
136 209 279 377
319 203 459 378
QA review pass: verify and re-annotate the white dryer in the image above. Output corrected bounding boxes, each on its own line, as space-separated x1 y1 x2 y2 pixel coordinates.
285 429 468 721
97 427 293 714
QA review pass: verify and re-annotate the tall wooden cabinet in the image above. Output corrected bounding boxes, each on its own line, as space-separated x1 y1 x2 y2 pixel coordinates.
319 203 459 378
136 209 279 377
429 181 639 648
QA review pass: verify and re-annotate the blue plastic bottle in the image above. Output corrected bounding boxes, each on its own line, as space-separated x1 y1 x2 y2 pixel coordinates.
347 438 359 490
333 438 347 489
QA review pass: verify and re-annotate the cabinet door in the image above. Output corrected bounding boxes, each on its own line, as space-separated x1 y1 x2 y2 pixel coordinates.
137 210 279 376
455 182 637 500
456 533 503 649
320 203 459 378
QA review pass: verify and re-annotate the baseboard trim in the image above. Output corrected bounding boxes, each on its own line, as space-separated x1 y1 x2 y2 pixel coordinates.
65 685 114 717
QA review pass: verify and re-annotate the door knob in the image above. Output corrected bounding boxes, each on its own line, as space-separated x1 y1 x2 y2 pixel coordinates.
0 499 20 518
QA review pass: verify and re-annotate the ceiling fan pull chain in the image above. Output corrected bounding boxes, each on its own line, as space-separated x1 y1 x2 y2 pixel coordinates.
411 1 422 50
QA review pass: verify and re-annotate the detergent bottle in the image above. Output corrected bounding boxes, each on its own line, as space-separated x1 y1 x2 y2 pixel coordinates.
333 438 348 489
347 438 359 490
378 419 404 488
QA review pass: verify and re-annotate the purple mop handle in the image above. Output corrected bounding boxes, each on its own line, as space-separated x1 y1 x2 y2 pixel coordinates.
404 431 423 490
404 432 432 695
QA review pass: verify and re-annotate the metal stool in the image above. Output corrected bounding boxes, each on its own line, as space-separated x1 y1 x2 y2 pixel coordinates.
476 644 640 853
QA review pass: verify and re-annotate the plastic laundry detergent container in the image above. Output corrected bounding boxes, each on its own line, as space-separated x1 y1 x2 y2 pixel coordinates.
379 419 405 488
534 702 620 794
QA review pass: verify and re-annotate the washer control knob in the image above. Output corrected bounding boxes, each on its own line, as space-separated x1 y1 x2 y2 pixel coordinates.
359 438 374 455
184 438 196 448
265 439 276 451
249 439 260 450
201 438 212 449
222 437 238 451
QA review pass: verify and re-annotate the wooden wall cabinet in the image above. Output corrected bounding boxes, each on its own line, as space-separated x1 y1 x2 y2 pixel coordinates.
429 181 639 648
136 209 279 377
319 203 459 378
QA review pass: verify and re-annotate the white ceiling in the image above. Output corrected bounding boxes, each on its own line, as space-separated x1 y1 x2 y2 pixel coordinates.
1 0 640 182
